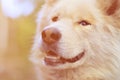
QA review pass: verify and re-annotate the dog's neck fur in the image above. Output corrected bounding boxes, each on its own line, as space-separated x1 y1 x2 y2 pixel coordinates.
38 63 119 80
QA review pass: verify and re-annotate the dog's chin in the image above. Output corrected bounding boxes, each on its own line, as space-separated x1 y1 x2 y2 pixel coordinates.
41 51 85 69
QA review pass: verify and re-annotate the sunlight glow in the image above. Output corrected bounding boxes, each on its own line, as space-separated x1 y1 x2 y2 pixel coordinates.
1 0 35 18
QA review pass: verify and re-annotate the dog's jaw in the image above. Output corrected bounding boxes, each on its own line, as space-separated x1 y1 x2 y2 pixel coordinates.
34 60 115 80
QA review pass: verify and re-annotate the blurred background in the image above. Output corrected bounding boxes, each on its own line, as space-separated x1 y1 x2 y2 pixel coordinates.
0 0 44 80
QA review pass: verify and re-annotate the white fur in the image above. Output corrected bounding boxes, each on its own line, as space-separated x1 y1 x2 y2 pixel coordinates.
30 0 120 80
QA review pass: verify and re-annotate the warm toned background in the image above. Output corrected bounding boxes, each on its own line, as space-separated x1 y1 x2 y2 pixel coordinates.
0 0 43 80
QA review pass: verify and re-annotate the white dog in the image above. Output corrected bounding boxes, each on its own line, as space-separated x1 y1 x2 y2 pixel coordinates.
30 0 120 80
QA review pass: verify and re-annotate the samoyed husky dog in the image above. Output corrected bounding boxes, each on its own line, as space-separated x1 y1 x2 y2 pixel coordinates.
30 0 120 80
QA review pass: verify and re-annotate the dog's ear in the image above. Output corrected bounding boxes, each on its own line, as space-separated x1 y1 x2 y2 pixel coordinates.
99 0 120 15
106 0 119 15
45 0 57 4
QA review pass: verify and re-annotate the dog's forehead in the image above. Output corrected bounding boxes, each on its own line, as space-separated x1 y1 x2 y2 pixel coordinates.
50 0 96 20
52 0 96 14
55 0 96 8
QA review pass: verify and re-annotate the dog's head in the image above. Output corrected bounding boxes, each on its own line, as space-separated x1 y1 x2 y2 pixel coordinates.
31 0 120 69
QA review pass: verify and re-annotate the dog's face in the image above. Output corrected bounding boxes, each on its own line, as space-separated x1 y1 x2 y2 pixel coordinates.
31 0 120 70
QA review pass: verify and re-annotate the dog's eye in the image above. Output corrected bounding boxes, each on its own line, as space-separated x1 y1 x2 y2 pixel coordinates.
78 20 91 26
52 16 58 22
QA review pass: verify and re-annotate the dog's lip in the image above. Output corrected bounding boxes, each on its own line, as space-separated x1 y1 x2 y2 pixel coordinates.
44 51 85 66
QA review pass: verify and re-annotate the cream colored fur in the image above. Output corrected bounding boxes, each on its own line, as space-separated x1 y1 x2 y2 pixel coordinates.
30 0 120 80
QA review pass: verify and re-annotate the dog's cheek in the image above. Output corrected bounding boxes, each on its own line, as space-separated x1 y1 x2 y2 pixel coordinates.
74 25 95 40
54 27 85 58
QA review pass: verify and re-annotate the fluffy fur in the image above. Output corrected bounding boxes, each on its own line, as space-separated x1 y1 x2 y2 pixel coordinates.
30 0 120 80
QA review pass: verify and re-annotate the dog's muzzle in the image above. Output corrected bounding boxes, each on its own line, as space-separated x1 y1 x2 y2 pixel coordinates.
41 27 85 66
44 50 85 66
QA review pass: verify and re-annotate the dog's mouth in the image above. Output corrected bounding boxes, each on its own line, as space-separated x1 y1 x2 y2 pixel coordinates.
44 50 85 66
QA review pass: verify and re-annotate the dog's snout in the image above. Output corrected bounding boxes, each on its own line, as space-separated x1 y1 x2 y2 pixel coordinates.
42 28 61 44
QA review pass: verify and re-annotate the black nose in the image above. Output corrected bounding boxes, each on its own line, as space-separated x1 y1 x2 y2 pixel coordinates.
42 28 61 45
